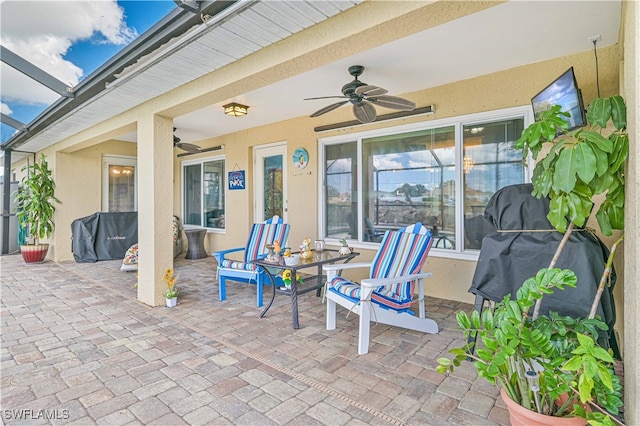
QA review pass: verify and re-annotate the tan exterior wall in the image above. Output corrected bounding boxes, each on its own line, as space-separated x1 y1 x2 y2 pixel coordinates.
622 0 639 423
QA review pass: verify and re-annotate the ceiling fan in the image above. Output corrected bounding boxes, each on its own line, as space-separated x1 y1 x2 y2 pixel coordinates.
305 65 416 123
173 128 201 153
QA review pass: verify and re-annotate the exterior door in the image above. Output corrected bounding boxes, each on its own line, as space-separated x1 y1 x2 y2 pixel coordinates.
254 143 287 222
102 155 137 212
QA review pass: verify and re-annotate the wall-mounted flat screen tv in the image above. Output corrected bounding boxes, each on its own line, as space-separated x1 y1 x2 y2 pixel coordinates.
531 67 586 131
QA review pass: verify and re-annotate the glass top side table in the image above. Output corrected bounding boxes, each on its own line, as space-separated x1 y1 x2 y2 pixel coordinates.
251 249 359 329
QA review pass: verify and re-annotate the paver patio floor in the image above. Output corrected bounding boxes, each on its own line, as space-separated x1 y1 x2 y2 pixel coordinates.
1 253 509 425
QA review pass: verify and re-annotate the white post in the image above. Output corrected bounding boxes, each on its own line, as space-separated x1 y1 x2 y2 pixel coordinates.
137 115 174 306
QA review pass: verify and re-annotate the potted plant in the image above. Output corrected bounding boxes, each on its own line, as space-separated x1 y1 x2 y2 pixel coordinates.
14 154 61 263
438 95 628 426
338 238 351 255
438 267 623 425
162 268 179 307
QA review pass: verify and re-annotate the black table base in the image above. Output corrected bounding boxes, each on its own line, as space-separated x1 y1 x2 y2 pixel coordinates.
253 250 358 329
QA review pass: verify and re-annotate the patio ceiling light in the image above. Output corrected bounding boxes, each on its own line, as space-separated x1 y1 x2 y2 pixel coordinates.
223 102 249 117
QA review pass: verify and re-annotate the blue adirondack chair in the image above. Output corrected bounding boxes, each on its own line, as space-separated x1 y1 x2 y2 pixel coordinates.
212 216 290 307
323 222 438 354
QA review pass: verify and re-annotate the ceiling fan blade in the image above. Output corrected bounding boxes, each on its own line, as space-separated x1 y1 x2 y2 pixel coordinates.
369 95 416 111
353 101 377 123
304 95 349 101
310 100 349 117
355 85 387 97
177 142 201 153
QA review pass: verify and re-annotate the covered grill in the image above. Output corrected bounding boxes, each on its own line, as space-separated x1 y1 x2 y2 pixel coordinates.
469 184 617 351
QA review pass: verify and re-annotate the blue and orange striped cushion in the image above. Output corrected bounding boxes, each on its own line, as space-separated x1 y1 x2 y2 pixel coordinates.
221 220 289 271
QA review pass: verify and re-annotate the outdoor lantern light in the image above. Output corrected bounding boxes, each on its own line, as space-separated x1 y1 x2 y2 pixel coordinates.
223 102 249 117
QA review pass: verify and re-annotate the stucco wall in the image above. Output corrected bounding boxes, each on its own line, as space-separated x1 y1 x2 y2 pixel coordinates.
622 0 639 423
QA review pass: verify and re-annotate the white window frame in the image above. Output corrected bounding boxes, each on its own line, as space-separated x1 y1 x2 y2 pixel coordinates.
181 154 226 233
102 155 137 212
318 106 534 261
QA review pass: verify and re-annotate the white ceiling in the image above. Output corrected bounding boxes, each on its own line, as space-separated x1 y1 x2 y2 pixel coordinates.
170 0 621 145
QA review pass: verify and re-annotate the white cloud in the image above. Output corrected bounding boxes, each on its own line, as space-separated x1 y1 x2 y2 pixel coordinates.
0 0 137 108
1 63 61 105
1 101 13 115
373 155 403 170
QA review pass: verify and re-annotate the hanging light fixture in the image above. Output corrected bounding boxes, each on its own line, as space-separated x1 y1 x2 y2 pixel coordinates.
463 156 474 174
223 102 249 117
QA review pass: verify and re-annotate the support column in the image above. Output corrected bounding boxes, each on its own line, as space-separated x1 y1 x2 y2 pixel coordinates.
623 2 639 423
137 115 174 306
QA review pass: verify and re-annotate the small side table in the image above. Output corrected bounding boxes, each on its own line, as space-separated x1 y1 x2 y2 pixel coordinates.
184 229 208 259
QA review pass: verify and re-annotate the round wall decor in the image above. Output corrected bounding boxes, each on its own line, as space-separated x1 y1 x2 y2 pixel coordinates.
292 147 309 169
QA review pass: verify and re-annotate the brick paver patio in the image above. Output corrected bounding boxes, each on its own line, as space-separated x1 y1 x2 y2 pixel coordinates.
1 253 509 425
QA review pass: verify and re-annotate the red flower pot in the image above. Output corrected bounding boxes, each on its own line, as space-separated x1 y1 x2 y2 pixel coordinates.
20 244 49 263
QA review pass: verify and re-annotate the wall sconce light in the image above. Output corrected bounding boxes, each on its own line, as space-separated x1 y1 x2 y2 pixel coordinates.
223 102 249 117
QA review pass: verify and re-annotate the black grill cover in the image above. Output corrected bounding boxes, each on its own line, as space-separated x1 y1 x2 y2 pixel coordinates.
71 212 138 262
470 184 616 336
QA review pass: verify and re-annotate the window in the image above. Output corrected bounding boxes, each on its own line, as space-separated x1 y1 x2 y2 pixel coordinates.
183 156 225 229
463 119 525 250
320 107 530 256
325 142 356 240
363 127 456 246
102 155 136 212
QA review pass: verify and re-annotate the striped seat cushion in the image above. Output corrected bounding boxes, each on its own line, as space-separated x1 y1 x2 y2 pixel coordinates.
330 224 432 312
329 276 416 311
220 259 258 271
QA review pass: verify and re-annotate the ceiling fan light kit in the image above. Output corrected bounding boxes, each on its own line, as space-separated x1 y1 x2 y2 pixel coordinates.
306 65 416 124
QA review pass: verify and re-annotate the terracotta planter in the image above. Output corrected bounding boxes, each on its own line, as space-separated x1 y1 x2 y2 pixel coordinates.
500 388 586 426
20 244 49 263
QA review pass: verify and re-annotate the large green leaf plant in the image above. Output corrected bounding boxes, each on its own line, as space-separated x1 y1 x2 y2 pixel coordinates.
438 96 628 426
517 96 627 319
517 96 627 236
14 154 61 245
437 268 623 425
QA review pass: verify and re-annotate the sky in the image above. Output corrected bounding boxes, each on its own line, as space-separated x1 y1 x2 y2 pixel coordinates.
0 0 177 144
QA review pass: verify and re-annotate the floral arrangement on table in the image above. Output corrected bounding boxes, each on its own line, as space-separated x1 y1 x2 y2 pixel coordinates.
281 270 303 289
162 269 179 298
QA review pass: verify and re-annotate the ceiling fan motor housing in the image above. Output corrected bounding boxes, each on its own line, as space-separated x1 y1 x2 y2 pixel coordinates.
342 65 366 97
